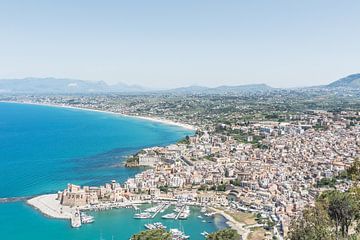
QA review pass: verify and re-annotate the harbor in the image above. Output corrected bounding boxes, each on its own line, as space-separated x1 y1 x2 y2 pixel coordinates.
85 204 224 239
131 203 225 239
131 203 226 239
26 193 226 239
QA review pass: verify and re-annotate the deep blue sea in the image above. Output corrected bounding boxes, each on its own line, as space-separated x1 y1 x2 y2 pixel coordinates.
0 102 226 240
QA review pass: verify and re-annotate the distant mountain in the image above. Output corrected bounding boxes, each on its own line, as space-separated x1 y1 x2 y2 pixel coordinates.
212 83 273 93
327 73 360 88
0 77 273 94
166 85 211 94
111 82 148 92
166 83 273 94
0 78 147 93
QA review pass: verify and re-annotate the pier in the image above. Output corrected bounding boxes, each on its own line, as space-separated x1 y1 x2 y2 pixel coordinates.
151 203 167 218
0 195 40 204
175 205 186 220
132 204 140 211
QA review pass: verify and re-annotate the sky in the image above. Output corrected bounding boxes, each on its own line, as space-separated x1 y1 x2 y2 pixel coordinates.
0 1 359 89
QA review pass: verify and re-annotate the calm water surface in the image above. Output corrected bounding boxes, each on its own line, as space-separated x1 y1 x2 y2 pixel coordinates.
0 102 225 239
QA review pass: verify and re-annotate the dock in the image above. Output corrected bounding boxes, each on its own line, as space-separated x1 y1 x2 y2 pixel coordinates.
151 203 167 218
0 195 40 204
175 205 186 220
70 210 82 228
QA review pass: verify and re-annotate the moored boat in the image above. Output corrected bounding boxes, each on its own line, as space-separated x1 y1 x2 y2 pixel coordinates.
162 213 177 219
80 212 95 224
170 228 190 240
134 212 152 219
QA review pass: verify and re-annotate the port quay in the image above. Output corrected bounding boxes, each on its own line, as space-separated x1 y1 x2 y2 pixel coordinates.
26 189 218 240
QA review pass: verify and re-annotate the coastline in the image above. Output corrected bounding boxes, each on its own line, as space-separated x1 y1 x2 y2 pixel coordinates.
27 194 74 220
0 100 196 131
209 207 250 239
27 195 237 234
1 100 238 236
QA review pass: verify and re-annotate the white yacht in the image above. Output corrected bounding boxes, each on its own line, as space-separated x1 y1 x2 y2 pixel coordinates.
162 213 177 219
80 212 95 224
170 228 190 240
134 212 152 219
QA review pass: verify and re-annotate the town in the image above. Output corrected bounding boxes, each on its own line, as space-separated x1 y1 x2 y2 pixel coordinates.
2 91 360 239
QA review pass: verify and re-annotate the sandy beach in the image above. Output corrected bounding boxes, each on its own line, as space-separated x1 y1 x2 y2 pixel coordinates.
0 101 196 131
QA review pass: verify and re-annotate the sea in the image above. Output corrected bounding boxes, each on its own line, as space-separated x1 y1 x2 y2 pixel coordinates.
0 102 227 240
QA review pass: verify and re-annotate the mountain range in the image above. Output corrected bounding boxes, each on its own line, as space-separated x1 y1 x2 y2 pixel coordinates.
0 74 359 94
164 83 273 94
327 73 360 88
0 78 147 93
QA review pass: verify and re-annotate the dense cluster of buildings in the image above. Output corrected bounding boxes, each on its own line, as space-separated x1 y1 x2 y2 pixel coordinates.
4 95 360 238
55 109 360 237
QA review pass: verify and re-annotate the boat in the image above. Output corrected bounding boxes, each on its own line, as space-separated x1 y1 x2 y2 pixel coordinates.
153 222 167 229
144 222 166 230
201 231 209 236
80 212 95 224
174 207 182 213
204 212 216 217
162 213 177 219
170 228 190 240
144 206 159 213
178 211 190 220
145 223 155 230
134 212 152 219
200 207 207 213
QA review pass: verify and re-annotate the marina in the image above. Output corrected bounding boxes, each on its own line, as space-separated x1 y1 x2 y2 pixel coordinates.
130 203 223 239
133 203 191 220
25 191 227 239
2 201 226 240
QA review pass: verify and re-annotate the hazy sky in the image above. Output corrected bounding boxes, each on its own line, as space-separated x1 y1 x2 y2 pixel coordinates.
0 1 359 88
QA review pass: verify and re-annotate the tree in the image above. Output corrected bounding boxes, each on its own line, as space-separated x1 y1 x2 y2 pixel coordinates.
328 191 358 238
288 203 335 240
206 228 240 240
130 229 172 240
216 184 226 191
347 158 360 182
288 159 360 240
159 185 169 193
318 190 359 239
177 135 190 144
198 184 208 191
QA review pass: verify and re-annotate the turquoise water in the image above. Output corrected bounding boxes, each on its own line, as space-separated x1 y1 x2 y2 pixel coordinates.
0 102 225 239
1 202 227 240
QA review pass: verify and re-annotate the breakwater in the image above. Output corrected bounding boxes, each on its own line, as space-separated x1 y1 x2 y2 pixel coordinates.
0 195 40 203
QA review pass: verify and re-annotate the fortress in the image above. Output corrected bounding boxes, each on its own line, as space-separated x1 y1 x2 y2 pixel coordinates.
58 180 126 207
